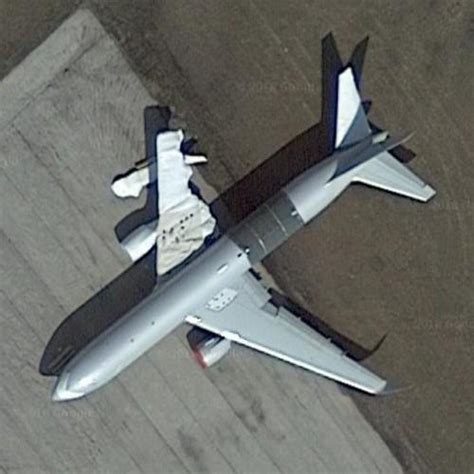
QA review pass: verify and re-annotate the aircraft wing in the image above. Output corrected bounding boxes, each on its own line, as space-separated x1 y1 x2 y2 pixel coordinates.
186 271 387 394
153 131 216 274
112 129 216 275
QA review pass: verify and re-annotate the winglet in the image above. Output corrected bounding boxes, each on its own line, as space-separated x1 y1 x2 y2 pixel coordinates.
358 333 388 361
321 32 344 73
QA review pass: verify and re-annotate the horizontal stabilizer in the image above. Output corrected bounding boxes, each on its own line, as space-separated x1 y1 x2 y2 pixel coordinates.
353 152 436 201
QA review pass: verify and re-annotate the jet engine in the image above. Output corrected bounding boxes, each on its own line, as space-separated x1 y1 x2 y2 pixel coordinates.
186 327 231 368
120 221 158 262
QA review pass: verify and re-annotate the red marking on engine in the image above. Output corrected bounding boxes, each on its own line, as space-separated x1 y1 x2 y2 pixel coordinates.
192 349 208 369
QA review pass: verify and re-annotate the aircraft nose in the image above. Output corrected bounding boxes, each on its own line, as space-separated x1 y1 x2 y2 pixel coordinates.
52 372 84 402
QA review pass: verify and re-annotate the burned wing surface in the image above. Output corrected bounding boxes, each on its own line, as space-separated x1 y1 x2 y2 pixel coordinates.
112 125 216 275
151 130 216 275
186 272 387 394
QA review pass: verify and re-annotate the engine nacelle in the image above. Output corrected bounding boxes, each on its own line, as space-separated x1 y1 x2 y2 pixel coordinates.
120 221 158 262
186 327 231 368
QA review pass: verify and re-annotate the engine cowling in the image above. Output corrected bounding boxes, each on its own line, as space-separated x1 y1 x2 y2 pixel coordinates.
186 327 231 368
120 221 158 262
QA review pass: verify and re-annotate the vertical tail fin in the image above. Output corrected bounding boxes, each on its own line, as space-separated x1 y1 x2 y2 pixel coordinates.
321 34 372 154
348 36 369 88
335 67 371 148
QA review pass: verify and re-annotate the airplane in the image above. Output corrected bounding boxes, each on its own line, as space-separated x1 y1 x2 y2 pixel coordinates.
49 36 435 401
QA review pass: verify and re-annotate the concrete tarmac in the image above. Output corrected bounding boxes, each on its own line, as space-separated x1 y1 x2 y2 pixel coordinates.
1 2 473 474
